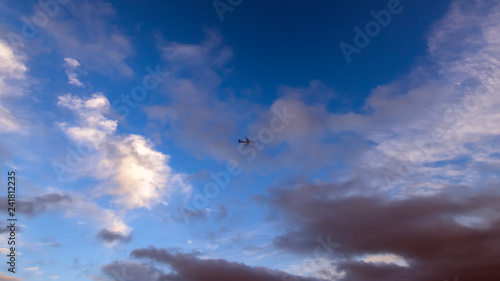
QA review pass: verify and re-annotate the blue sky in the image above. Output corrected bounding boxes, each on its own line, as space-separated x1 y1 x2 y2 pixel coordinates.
1 0 500 280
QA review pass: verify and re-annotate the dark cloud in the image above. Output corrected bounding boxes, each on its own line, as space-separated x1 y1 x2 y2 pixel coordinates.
172 207 209 223
0 219 21 234
45 0 135 77
102 261 161 281
129 247 323 281
0 193 71 216
97 228 132 243
0 226 8 234
215 204 227 221
269 182 500 281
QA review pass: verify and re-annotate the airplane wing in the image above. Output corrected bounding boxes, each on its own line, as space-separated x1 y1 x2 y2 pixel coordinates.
245 137 249 142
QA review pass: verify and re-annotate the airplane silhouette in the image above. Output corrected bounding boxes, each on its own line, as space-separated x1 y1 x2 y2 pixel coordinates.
238 137 253 146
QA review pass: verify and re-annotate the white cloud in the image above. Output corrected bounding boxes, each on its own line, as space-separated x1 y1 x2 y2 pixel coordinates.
63 57 84 87
0 42 26 81
359 253 409 267
284 257 345 281
57 93 190 210
0 40 27 133
0 105 21 133
64 57 80 68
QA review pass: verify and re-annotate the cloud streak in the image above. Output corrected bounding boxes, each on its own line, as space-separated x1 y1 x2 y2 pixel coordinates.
1 190 129 236
45 0 134 77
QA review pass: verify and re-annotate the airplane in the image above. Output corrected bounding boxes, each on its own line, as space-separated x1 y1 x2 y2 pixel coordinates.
238 137 253 146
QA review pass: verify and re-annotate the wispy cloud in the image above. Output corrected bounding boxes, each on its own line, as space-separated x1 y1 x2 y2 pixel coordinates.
146 29 242 162
2 190 130 236
63 57 84 87
0 40 27 133
45 0 134 77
